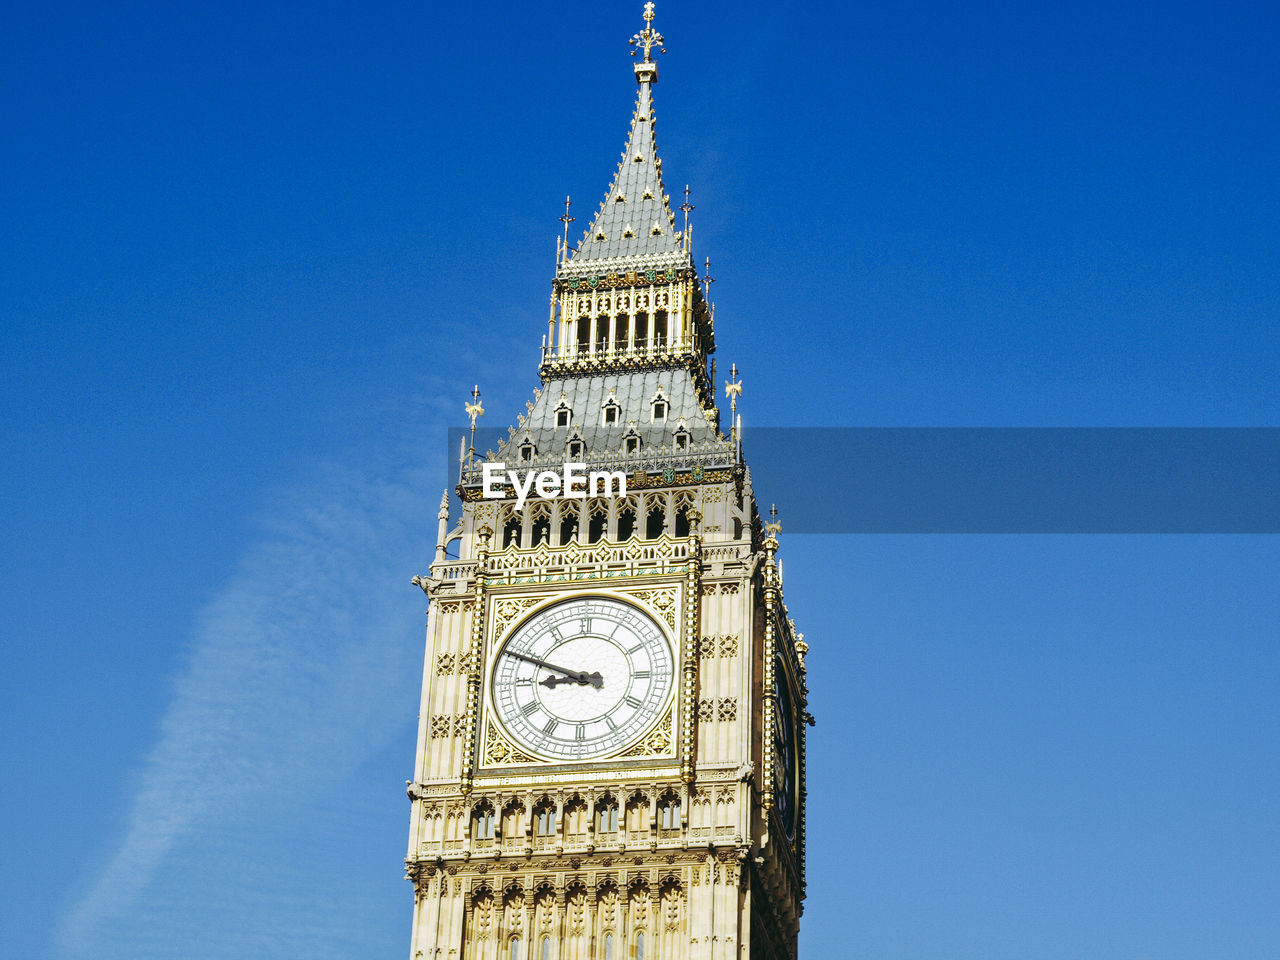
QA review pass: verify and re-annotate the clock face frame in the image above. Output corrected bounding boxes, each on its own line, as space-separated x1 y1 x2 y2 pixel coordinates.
773 650 799 841
489 596 675 762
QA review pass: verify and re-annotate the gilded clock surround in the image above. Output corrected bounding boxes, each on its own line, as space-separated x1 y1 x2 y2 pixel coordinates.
405 7 809 960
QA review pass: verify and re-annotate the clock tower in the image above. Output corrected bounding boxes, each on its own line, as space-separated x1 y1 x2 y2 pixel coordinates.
406 7 810 959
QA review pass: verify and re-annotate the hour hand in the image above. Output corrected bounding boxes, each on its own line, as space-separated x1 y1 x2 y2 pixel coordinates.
540 672 604 690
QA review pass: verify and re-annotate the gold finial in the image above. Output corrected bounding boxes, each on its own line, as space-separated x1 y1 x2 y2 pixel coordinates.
725 362 743 451
765 503 782 538
703 255 716 296
724 363 742 409
630 2 666 63
464 384 485 469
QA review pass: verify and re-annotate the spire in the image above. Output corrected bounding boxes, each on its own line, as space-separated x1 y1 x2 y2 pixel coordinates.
564 3 686 268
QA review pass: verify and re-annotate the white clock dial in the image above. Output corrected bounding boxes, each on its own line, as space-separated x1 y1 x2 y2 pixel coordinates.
490 596 674 761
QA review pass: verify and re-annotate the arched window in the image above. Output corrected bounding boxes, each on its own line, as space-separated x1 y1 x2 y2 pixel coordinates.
530 504 552 547
575 317 590 354
658 790 681 830
625 793 648 833
558 506 578 546
596 795 619 834
509 937 521 960
595 314 610 352
636 931 645 960
501 799 525 839
614 314 628 352
503 511 522 549
533 797 555 836
674 502 691 538
587 501 608 544
645 500 665 539
604 933 614 960
541 936 551 960
472 801 495 839
616 500 637 541
563 796 588 837
634 311 648 349
653 310 667 348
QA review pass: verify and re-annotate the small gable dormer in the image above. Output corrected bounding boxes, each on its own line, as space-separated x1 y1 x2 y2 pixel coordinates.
517 435 537 463
672 418 690 452
566 428 585 462
554 395 572 429
623 422 641 456
650 387 669 423
602 392 621 427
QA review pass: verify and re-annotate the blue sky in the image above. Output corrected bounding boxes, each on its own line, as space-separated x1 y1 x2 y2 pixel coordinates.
3 1 1278 958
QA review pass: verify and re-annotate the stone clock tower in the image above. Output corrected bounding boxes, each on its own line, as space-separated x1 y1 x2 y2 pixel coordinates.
406 7 810 959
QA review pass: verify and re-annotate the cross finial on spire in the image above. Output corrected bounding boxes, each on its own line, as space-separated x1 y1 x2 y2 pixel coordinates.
680 184 694 250
630 3 666 64
558 196 575 258
703 256 716 296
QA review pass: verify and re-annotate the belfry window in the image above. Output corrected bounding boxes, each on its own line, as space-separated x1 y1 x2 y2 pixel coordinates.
503 512 521 549
645 501 665 539
617 501 637 540
653 310 667 347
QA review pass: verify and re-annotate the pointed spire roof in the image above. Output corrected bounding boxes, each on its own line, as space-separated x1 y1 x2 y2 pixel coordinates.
563 4 690 271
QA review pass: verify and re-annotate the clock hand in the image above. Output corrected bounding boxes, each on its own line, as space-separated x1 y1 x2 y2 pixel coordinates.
504 651 604 688
539 672 605 690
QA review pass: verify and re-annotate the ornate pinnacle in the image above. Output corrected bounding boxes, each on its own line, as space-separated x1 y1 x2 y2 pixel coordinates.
765 503 782 538
558 196 575 256
630 3 666 62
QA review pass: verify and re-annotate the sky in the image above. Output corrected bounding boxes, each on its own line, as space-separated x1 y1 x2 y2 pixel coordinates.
2 1 1278 958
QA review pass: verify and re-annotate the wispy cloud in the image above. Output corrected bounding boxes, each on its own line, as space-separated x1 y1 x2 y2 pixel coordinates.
57 434 446 956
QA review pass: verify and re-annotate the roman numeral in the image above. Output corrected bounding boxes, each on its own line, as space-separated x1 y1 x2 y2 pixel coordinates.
543 718 559 735
604 716 617 731
522 702 539 716
632 670 650 679
624 696 642 709
575 724 586 741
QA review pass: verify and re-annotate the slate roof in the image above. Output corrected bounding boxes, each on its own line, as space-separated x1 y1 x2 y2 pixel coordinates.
565 77 689 268
488 367 730 472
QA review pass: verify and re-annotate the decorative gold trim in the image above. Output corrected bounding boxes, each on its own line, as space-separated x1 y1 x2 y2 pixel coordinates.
615 705 674 759
459 525 493 794
482 720 542 766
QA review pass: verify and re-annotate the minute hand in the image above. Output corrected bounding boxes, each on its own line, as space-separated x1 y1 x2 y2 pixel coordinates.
504 650 604 689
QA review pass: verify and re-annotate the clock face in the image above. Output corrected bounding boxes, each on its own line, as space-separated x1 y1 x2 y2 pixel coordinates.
773 651 798 840
490 596 674 761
